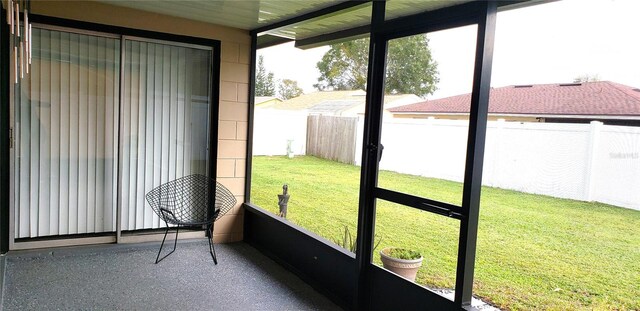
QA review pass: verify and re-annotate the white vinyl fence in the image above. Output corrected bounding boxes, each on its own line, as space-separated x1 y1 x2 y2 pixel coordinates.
359 119 640 211
254 110 640 211
253 109 307 156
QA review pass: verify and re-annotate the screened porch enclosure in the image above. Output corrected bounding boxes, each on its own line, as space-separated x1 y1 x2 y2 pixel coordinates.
12 26 213 239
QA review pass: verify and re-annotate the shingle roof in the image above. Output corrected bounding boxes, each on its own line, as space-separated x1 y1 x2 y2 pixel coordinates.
308 100 362 114
255 96 280 105
267 90 421 112
269 90 366 110
389 81 640 117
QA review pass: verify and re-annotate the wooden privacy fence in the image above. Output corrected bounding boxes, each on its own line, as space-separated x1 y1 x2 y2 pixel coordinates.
306 115 358 164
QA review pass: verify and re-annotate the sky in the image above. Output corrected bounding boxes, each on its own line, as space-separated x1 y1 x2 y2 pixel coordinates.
258 0 640 100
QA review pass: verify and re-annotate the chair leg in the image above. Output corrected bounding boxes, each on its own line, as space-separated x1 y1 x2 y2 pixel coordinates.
207 223 218 265
155 224 179 264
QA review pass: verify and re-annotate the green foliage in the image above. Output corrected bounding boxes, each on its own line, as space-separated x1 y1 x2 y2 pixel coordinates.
383 247 422 260
386 35 439 97
278 79 304 100
315 39 369 92
255 55 276 96
332 225 382 253
251 156 640 310
333 226 357 252
314 35 439 97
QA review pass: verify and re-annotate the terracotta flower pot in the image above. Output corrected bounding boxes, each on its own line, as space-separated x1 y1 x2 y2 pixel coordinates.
380 247 423 282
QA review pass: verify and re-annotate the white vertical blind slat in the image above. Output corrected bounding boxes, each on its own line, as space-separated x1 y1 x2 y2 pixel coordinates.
37 29 50 237
86 35 97 233
49 30 61 235
161 45 170 187
152 44 163 229
121 40 131 231
59 31 70 235
105 38 118 232
144 43 156 229
95 36 107 232
18 29 33 238
68 32 79 235
135 42 147 230
176 48 185 180
77 34 88 234
68 34 80 234
183 49 192 181
168 46 178 184
128 40 140 230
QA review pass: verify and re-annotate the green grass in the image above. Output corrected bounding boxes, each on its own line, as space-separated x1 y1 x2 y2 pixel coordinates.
250 156 640 311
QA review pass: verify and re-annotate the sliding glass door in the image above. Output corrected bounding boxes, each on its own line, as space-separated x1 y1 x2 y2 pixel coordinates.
12 26 213 239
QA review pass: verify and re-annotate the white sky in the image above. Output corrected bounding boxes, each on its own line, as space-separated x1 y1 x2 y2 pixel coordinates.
259 0 640 100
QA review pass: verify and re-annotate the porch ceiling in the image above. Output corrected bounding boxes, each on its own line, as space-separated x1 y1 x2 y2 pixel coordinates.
95 0 344 31
95 0 474 42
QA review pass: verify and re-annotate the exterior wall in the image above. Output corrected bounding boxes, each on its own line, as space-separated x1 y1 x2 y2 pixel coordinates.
31 1 250 242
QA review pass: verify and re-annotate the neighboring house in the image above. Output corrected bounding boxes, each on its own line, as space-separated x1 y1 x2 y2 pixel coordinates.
267 89 368 111
267 90 422 118
254 96 283 108
390 81 640 126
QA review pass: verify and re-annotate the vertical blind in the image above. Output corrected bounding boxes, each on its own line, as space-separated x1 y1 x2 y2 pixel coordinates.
14 29 120 238
13 28 212 238
120 39 211 231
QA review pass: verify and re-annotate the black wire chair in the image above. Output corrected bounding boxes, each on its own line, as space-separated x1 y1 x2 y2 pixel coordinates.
145 174 237 264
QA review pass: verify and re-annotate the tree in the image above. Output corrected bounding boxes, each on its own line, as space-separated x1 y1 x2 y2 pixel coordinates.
255 55 276 96
278 79 304 100
315 39 369 92
314 35 439 97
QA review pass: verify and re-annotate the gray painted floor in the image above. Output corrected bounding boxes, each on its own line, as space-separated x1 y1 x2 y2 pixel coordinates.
1 240 342 311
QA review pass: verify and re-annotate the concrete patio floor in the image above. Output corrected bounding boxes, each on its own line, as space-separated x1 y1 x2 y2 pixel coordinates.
0 240 342 310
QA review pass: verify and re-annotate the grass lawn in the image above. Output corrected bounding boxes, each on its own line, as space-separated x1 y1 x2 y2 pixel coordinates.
250 156 640 310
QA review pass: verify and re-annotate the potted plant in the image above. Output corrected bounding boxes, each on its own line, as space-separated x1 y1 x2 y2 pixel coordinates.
379 247 423 282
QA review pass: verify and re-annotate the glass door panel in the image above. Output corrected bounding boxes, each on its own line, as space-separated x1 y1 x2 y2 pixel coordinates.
13 28 120 237
119 38 212 231
377 26 477 206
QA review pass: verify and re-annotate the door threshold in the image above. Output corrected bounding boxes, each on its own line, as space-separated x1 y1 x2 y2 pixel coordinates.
12 236 116 251
11 229 207 250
